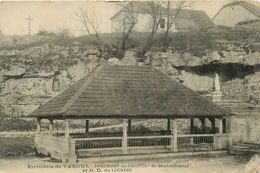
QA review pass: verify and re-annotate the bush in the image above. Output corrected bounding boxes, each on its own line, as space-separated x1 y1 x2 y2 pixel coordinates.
0 118 36 131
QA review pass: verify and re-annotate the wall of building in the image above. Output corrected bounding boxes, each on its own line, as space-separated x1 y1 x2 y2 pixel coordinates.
213 5 258 27
112 13 196 33
232 114 260 143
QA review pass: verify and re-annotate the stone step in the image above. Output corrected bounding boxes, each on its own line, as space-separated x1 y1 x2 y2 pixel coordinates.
230 142 260 155
216 103 255 107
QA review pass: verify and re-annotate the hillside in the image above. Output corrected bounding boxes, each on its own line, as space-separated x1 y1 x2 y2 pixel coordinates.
0 26 260 118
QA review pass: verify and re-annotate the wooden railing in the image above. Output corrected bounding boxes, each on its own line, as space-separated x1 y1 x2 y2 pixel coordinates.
128 135 171 147
35 133 229 160
177 134 215 151
75 137 122 150
74 134 219 157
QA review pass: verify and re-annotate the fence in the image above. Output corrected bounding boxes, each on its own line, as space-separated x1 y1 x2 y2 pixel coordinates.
177 134 215 151
74 134 218 157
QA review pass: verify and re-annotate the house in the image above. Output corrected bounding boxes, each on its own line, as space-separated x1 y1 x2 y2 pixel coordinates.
31 64 231 162
213 1 260 27
111 2 214 33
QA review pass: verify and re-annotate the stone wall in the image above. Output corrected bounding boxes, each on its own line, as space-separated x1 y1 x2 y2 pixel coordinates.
232 114 260 143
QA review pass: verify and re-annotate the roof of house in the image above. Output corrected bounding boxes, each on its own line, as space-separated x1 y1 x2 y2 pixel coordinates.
213 1 260 20
111 2 214 30
31 65 230 119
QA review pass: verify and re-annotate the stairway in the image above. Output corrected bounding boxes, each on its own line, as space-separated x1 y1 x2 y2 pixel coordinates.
230 142 260 155
214 98 260 116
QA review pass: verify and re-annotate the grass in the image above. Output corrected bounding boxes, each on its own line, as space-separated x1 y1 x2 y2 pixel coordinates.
0 137 34 158
0 118 36 131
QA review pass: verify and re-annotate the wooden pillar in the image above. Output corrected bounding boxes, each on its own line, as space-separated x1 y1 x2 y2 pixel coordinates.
218 118 223 134
223 118 227 133
85 120 89 133
227 117 233 152
200 118 206 134
211 118 216 134
128 119 131 132
170 118 178 152
167 118 171 131
36 118 41 134
122 119 128 154
65 120 70 139
190 118 194 134
49 118 54 135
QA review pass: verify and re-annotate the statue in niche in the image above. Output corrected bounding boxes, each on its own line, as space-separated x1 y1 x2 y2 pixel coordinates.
214 73 221 92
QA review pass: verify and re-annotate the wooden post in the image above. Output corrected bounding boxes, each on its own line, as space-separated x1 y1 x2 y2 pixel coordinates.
122 119 128 154
49 118 54 135
227 117 233 153
223 118 227 133
190 118 194 134
201 118 206 134
36 118 41 134
128 119 131 132
218 118 223 134
167 118 171 131
85 120 89 133
211 118 216 134
65 120 70 139
170 118 178 152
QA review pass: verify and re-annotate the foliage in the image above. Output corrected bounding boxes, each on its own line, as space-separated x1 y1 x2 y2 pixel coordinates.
0 118 36 131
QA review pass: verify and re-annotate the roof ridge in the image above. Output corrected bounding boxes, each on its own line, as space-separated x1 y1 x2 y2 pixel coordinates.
213 1 260 20
59 64 105 115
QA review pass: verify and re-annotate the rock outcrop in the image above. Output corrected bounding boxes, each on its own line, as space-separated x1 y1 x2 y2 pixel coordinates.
0 40 260 117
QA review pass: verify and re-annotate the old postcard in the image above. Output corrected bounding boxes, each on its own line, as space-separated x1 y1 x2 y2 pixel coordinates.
0 0 260 173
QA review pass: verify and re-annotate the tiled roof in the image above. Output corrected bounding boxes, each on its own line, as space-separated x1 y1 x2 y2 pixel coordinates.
111 2 214 30
213 1 260 20
31 65 229 119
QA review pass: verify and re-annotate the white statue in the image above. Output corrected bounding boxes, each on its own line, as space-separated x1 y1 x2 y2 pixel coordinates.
214 73 221 92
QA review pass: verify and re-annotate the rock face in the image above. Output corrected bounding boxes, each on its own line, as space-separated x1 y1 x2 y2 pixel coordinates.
180 71 213 92
0 44 260 117
0 45 98 117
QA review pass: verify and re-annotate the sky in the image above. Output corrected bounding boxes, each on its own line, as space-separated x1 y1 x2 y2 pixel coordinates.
0 0 255 36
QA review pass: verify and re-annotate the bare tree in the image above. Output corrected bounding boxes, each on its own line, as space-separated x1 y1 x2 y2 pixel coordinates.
163 0 192 48
115 1 141 59
75 8 103 51
136 1 164 61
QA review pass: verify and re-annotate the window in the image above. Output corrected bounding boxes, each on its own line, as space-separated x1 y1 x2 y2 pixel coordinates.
160 19 165 29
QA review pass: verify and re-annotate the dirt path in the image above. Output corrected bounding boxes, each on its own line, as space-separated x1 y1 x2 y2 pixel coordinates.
0 154 249 173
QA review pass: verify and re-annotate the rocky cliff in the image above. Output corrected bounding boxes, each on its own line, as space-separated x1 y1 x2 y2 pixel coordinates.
0 33 260 117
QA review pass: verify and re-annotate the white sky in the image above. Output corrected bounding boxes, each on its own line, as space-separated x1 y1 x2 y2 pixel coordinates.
0 0 251 36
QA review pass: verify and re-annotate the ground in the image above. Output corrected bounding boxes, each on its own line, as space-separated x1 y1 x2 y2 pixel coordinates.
0 153 249 173
0 138 251 173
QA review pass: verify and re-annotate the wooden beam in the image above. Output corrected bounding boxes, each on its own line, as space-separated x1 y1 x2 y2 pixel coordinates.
170 118 177 152
49 118 54 135
218 118 223 134
128 119 131 132
36 118 41 134
167 118 171 131
190 118 194 134
211 118 216 134
227 117 232 152
122 119 128 154
85 120 89 133
65 120 70 139
200 118 206 134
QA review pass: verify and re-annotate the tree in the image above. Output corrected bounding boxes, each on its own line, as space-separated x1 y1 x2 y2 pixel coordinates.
115 1 141 59
75 8 103 53
136 1 164 61
163 0 192 48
